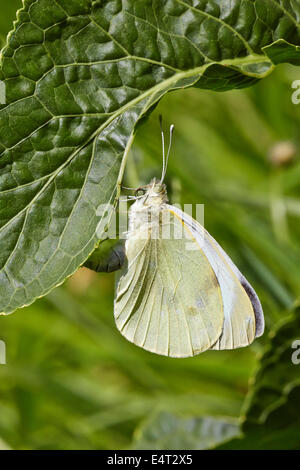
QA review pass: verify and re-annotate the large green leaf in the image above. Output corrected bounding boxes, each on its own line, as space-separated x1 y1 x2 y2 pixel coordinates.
218 306 300 449
0 0 300 314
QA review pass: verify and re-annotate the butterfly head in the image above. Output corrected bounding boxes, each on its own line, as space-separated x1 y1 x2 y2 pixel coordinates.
134 178 168 208
128 178 168 232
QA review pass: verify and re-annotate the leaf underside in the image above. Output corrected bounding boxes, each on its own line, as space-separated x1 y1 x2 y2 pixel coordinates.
0 0 299 314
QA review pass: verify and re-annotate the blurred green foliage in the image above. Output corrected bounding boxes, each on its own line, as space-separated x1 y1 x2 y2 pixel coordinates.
218 307 300 449
0 0 21 47
0 0 299 450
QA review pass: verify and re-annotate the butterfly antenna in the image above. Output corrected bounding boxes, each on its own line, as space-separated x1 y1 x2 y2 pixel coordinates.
159 115 166 183
161 124 174 183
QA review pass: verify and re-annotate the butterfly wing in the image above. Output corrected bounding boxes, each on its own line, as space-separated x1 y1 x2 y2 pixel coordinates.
114 208 224 357
169 205 264 350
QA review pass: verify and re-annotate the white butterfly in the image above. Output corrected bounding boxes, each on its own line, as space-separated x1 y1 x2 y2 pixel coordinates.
114 121 264 357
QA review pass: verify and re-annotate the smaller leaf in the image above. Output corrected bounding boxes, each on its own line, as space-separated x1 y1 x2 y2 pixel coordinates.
84 238 125 273
133 411 240 450
0 438 11 450
263 39 300 66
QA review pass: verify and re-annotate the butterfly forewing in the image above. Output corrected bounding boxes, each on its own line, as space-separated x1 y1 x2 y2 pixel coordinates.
168 205 264 349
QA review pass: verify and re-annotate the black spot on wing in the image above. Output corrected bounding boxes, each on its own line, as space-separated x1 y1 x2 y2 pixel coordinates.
240 278 264 337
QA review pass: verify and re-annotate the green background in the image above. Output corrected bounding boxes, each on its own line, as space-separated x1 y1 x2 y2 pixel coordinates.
0 0 299 450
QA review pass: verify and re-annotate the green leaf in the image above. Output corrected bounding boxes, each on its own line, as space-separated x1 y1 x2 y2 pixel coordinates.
133 411 240 450
83 238 125 273
218 306 300 450
263 39 300 65
0 0 300 314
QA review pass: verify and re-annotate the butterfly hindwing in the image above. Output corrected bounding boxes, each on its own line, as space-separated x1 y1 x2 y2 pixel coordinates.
114 208 224 357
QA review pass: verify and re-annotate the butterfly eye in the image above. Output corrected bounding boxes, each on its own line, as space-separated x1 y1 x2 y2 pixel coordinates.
135 187 146 197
